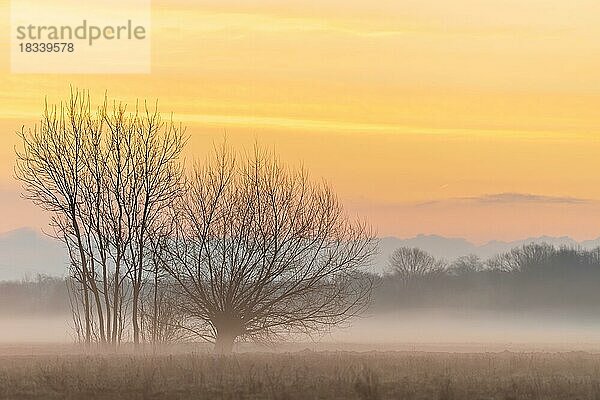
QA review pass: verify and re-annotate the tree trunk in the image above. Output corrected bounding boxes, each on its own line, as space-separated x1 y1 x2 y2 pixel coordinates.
91 286 106 343
213 316 242 354
214 331 236 354
101 255 111 345
132 236 145 349
72 214 91 345
132 283 140 347
152 267 158 344
111 261 121 345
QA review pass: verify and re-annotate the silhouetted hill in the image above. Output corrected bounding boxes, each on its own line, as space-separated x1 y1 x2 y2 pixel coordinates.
0 228 67 280
1 227 600 278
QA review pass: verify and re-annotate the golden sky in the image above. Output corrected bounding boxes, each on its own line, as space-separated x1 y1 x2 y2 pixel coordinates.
1 0 600 242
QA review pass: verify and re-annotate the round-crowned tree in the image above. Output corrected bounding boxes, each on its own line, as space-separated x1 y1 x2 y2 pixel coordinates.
388 247 445 285
162 145 376 353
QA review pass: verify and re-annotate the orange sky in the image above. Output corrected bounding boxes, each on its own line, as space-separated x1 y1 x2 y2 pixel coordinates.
2 0 600 242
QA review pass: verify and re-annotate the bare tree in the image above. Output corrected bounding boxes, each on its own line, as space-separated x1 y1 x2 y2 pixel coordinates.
15 93 97 344
108 103 185 347
388 247 445 285
448 254 485 275
16 89 185 348
140 278 188 346
489 243 554 273
140 219 187 346
160 145 376 353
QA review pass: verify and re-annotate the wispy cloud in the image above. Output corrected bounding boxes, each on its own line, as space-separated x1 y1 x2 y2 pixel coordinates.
154 10 555 39
417 193 592 207
464 193 590 204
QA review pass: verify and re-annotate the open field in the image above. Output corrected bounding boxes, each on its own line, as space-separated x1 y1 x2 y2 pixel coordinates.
2 347 600 399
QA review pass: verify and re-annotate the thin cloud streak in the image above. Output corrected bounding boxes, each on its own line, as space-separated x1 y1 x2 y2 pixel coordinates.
464 193 591 205
416 192 592 207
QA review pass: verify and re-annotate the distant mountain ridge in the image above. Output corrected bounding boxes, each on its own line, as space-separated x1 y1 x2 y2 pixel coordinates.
1 227 600 279
0 228 67 281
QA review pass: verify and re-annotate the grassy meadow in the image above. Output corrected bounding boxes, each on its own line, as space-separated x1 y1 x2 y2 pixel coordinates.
1 348 600 399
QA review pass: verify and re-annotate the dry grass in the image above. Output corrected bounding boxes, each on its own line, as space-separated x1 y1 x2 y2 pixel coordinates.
1 350 600 399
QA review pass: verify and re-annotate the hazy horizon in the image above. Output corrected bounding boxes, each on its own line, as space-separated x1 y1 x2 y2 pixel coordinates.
6 225 600 280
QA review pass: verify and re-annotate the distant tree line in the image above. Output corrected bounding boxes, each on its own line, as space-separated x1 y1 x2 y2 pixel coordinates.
0 275 69 316
5 242 600 321
375 243 600 315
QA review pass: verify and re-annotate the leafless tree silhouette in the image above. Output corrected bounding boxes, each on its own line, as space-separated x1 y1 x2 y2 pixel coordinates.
16 93 97 344
15 90 185 347
388 247 445 285
160 145 376 353
109 101 185 346
449 254 485 275
489 243 554 273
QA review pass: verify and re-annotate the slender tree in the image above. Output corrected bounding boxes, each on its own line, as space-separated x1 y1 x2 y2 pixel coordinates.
16 90 185 347
112 103 185 347
16 93 96 344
